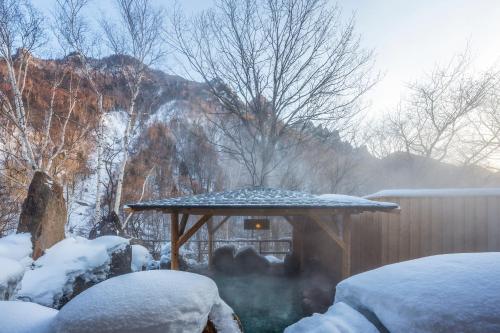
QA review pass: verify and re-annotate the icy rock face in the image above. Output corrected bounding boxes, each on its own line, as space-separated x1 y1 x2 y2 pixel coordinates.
51 270 242 333
335 253 500 333
17 236 130 308
0 301 58 333
284 302 378 333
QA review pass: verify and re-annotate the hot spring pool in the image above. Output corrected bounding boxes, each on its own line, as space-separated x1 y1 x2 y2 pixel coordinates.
211 273 305 333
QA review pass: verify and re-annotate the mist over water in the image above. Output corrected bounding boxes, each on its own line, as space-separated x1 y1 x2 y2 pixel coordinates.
212 273 305 333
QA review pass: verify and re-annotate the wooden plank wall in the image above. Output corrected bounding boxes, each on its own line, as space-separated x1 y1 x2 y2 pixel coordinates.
350 195 500 275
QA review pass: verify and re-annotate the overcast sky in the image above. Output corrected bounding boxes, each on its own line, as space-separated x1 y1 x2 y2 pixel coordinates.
34 0 500 118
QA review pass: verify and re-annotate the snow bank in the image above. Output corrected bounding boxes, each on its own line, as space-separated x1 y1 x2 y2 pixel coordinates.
284 302 378 333
335 253 500 333
366 187 500 198
51 270 241 333
0 233 32 266
17 236 129 308
0 301 58 333
0 257 24 300
131 244 152 272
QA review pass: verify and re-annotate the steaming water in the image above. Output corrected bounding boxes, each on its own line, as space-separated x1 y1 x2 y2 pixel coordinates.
212 273 304 333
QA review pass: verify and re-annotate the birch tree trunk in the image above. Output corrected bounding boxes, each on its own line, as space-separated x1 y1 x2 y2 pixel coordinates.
93 95 104 225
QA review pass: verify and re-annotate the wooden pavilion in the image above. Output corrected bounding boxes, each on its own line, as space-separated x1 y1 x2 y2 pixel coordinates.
125 187 398 278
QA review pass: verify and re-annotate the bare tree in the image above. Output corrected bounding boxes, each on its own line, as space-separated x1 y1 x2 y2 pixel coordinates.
458 83 500 167
0 0 45 173
100 0 165 217
384 54 494 162
54 0 106 226
169 0 375 186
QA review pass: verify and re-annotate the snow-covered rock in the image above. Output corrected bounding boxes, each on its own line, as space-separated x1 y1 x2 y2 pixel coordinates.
158 241 198 269
17 236 130 308
335 252 500 333
0 301 58 333
131 244 152 272
51 270 242 333
0 257 24 300
284 302 378 333
0 233 33 267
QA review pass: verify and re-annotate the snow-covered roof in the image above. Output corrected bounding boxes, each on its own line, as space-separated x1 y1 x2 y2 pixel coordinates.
125 187 398 212
366 188 500 199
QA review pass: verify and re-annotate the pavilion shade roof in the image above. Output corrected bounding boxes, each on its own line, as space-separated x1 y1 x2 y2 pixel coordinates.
125 187 398 213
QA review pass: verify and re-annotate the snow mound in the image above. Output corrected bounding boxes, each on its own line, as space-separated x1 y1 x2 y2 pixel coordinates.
284 302 378 333
131 244 152 272
51 270 241 333
0 257 24 300
0 233 33 266
0 301 58 333
17 236 129 308
335 252 500 333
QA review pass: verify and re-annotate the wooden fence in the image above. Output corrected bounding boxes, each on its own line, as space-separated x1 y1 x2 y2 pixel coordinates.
350 189 500 275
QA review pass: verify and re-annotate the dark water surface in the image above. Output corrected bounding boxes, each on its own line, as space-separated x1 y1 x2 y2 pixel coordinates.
211 273 304 333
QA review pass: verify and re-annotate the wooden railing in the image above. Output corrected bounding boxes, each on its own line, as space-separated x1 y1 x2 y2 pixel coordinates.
140 238 292 259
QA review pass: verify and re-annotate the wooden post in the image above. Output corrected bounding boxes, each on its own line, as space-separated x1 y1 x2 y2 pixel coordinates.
170 213 179 270
207 218 214 268
341 213 352 279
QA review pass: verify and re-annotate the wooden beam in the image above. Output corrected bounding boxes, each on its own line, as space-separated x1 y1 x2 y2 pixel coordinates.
290 216 305 271
179 213 189 236
309 214 346 251
283 216 295 227
341 214 352 279
207 218 214 268
178 214 213 247
130 207 344 216
170 213 179 270
212 216 230 234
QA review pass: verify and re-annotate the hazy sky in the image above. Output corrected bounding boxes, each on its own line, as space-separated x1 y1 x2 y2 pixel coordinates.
34 0 500 117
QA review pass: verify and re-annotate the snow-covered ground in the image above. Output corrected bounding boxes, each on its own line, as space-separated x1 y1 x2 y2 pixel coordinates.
284 302 378 333
17 236 130 308
51 270 241 333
